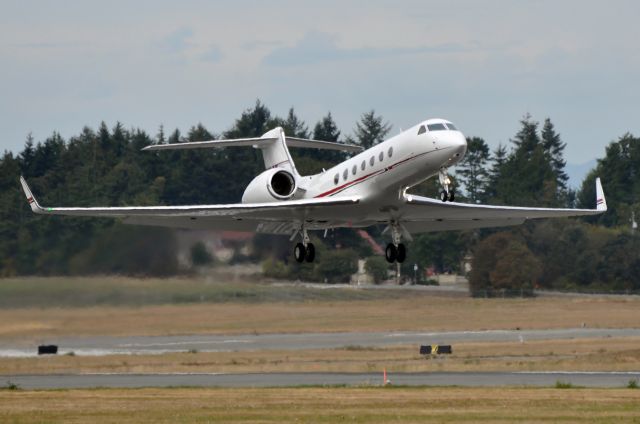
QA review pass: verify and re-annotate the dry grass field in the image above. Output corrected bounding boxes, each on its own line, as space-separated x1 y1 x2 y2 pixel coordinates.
0 278 639 343
1 387 639 423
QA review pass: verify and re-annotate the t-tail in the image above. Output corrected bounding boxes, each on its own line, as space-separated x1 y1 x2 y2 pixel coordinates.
141 127 363 177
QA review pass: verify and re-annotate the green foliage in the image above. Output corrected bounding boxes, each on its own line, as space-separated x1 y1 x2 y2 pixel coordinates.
353 110 391 149
364 256 389 284
457 137 490 202
190 242 213 266
577 133 640 227
262 257 290 280
627 379 638 389
315 249 359 283
68 224 179 276
469 232 539 296
554 381 574 389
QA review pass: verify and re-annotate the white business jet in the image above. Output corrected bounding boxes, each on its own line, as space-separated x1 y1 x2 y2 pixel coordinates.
20 118 607 264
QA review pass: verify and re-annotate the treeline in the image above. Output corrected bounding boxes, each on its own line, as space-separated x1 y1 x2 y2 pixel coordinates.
1 101 639 292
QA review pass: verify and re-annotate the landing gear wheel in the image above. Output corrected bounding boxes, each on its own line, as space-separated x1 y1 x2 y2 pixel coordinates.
440 190 449 202
448 190 455 202
294 243 305 263
396 243 407 263
385 243 397 263
305 243 315 263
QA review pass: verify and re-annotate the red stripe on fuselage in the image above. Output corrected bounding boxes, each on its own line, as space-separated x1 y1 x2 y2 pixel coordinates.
314 150 435 198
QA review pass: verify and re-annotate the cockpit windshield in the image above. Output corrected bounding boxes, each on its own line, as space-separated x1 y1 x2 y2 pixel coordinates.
427 123 447 131
426 122 459 132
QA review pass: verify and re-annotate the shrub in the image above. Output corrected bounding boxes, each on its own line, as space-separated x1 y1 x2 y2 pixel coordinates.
365 256 389 284
190 241 213 266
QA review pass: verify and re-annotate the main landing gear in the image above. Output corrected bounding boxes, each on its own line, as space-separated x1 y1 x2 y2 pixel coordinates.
293 227 315 263
385 221 407 264
439 168 455 202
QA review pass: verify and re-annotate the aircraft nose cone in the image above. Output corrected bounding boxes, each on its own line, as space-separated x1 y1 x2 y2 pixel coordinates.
450 132 467 154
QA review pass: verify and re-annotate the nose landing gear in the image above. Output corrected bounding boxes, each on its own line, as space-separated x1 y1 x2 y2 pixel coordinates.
293 226 315 263
439 168 455 202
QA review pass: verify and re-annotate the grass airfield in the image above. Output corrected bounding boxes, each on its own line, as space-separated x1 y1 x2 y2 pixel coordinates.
1 276 639 423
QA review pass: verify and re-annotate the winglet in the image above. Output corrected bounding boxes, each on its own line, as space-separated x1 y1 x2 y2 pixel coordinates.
19 176 45 214
595 177 607 212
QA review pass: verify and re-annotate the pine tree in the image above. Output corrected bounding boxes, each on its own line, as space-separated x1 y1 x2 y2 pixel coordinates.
483 143 507 202
457 137 490 202
277 107 309 138
313 112 341 142
541 118 569 191
354 110 391 149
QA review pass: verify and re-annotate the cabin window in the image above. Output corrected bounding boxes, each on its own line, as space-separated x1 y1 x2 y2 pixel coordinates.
379 151 384 162
352 165 357 175
334 173 339 185
418 125 426 135
361 160 366 171
388 147 393 158
427 123 447 131
343 169 348 181
369 156 375 167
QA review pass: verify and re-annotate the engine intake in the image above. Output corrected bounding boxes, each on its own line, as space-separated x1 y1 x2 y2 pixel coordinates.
242 169 298 203
269 170 296 199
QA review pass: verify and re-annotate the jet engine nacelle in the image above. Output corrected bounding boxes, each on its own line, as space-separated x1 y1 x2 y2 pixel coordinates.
241 168 298 203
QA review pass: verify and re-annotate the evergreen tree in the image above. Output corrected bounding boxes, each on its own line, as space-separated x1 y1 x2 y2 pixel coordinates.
494 116 556 206
483 143 507 202
313 112 341 142
353 110 391 149
272 107 309 138
457 137 490 202
541 118 569 192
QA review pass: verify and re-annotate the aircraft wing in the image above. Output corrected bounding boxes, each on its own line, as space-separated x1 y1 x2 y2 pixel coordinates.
399 178 607 234
19 176 359 232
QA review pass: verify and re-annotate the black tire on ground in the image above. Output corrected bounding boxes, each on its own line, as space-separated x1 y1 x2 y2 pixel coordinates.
305 243 315 263
294 243 305 263
448 190 455 202
440 190 448 202
385 243 397 263
396 243 407 263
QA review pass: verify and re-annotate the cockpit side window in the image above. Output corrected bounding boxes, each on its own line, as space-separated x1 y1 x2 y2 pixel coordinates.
445 123 458 130
427 123 447 131
417 125 426 135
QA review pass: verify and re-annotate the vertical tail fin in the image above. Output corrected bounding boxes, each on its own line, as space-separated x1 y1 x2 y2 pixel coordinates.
258 127 298 175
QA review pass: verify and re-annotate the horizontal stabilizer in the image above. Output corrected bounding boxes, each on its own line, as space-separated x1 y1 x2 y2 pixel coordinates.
285 137 363 152
142 136 363 152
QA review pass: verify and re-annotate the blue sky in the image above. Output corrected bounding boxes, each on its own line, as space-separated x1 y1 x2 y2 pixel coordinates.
1 0 639 184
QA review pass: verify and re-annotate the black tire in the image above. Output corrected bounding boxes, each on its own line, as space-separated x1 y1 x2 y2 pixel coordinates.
448 190 455 202
440 190 448 202
294 243 305 263
305 243 315 263
385 243 397 263
396 243 407 263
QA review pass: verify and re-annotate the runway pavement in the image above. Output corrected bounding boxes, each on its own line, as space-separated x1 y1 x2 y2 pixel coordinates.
2 327 639 357
3 371 639 389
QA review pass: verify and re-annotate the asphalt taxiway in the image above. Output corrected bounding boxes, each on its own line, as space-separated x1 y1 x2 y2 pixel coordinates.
2 328 639 357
